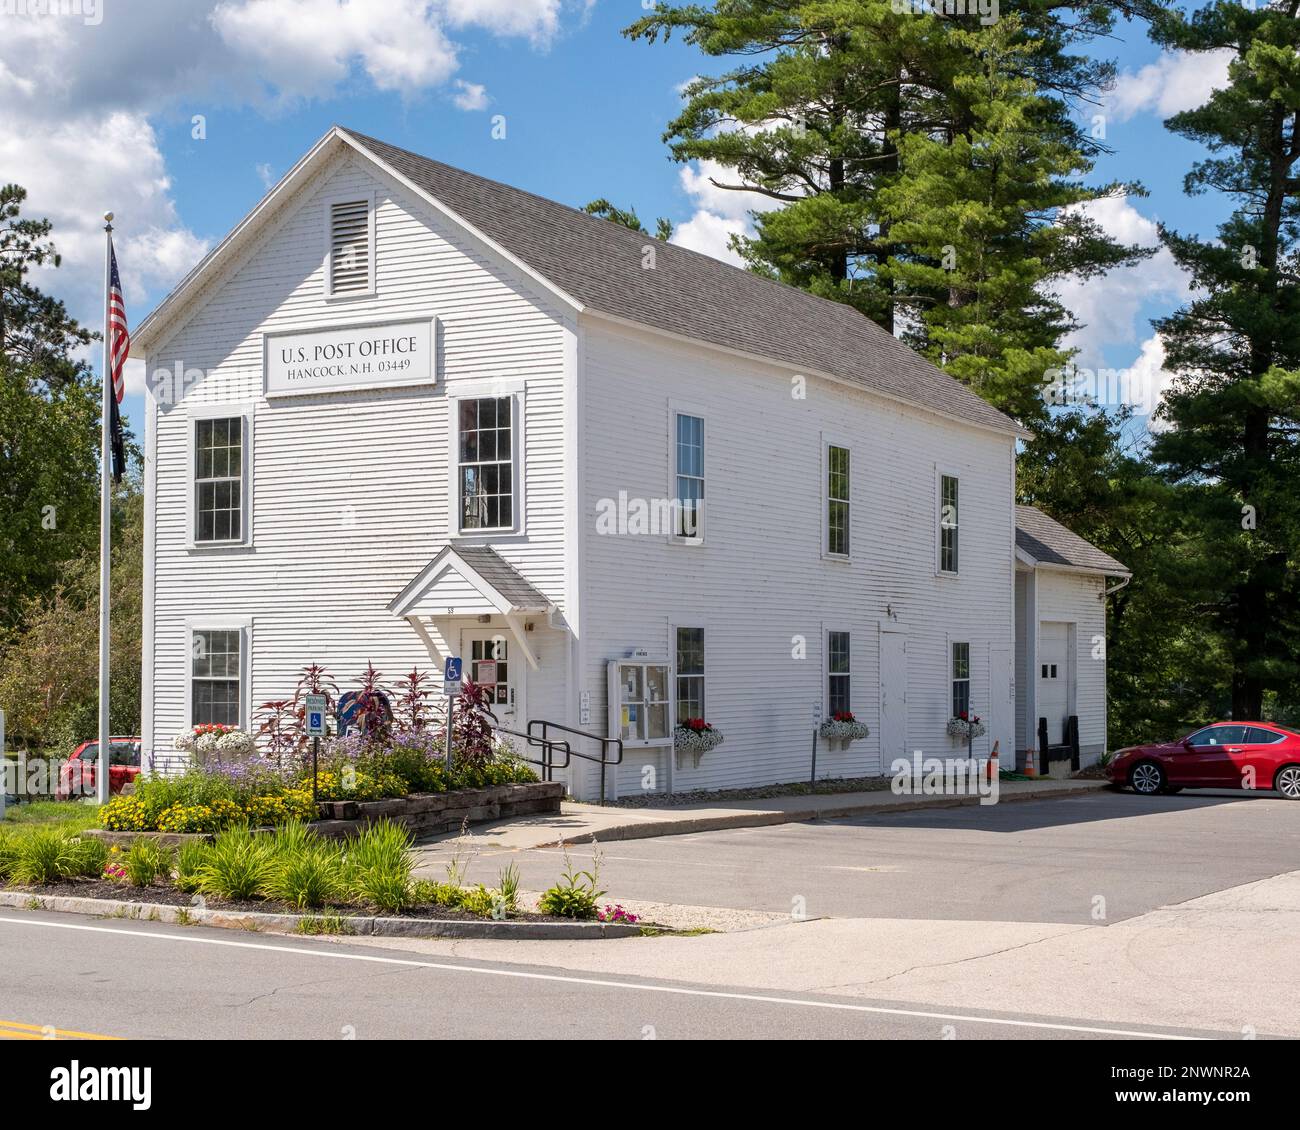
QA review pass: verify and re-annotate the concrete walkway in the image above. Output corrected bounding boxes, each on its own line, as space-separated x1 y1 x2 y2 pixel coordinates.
412 777 1109 856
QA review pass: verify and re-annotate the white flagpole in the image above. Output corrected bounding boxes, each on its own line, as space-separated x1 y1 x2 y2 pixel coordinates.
96 212 114 807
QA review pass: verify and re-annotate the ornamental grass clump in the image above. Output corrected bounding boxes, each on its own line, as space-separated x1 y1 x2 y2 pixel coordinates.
196 828 276 901
123 838 170 888
11 830 105 885
0 831 18 881
344 819 413 912
173 839 208 893
265 822 343 909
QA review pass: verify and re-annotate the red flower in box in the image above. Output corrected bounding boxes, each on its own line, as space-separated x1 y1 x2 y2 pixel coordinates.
832 711 856 724
680 717 714 733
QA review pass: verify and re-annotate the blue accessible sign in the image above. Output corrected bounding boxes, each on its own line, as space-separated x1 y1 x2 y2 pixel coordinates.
443 657 463 697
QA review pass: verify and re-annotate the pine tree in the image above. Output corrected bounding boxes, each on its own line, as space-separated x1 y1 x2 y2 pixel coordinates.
1148 0 1300 720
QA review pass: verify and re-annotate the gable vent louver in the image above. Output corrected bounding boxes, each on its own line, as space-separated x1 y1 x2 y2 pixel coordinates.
329 199 371 294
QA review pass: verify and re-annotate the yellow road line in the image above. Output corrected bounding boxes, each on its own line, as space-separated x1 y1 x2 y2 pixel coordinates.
0 1019 119 1041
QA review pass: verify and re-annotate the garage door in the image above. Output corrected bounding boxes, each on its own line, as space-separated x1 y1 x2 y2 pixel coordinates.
1038 622 1070 735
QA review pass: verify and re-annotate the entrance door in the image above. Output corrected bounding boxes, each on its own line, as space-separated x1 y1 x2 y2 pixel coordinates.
987 644 1013 761
460 631 520 720
879 629 907 769
1037 622 1070 740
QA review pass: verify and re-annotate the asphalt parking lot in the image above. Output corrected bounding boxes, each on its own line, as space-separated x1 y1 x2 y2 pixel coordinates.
421 789 1300 924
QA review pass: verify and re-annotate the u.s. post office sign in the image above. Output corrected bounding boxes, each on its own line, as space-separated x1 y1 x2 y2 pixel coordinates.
264 318 435 397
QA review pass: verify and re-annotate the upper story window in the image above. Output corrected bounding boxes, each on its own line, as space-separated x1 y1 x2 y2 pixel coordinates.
951 641 970 717
674 412 704 539
194 416 245 544
939 473 959 574
827 444 850 556
327 197 373 296
458 396 514 531
828 630 851 715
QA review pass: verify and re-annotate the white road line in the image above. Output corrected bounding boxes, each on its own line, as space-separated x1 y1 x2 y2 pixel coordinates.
0 913 1202 1040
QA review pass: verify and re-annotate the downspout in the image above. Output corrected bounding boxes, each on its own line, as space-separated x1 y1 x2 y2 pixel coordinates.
1101 575 1131 600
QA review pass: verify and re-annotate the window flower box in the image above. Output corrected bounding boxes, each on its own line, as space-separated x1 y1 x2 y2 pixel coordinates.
674 719 724 758
173 724 257 764
946 713 986 741
819 712 870 743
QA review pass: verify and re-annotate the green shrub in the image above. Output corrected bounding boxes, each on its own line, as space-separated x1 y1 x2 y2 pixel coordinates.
344 819 413 912
174 839 208 893
537 850 604 920
123 838 169 888
266 825 343 909
457 884 498 917
197 828 276 901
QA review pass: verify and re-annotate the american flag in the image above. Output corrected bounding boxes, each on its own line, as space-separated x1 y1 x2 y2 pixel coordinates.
106 239 128 483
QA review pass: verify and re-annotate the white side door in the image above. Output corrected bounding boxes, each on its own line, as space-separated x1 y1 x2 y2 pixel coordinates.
879 628 908 770
459 630 522 721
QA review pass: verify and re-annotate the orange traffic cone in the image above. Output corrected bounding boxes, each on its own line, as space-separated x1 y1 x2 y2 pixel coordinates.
1023 748 1037 778
987 740 999 783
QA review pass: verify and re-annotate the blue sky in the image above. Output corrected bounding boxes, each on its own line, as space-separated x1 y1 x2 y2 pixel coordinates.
1 2 1234 440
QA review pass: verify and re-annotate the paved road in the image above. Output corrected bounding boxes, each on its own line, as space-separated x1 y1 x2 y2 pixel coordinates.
0 910 1223 1040
416 790 1300 924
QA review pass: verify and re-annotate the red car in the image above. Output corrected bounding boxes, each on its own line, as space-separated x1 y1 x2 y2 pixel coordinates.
56 738 142 800
1108 722 1300 799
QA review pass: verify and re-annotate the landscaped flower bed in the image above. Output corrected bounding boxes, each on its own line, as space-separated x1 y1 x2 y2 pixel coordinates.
1 820 640 928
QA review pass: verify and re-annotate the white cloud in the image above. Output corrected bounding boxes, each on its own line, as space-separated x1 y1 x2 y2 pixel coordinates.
1054 197 1190 371
256 162 275 188
670 159 776 264
211 0 460 98
1108 49 1234 123
443 0 562 44
452 80 490 112
1125 334 1179 427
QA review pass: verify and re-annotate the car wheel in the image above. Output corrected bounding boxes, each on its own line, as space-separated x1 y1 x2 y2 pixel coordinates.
1274 764 1300 800
1129 760 1166 796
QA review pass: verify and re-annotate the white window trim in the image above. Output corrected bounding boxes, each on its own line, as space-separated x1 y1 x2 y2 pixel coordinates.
950 638 971 718
186 401 255 551
323 189 377 301
935 465 961 576
671 622 708 723
825 626 852 717
668 400 707 545
184 618 252 732
822 433 852 560
447 380 526 539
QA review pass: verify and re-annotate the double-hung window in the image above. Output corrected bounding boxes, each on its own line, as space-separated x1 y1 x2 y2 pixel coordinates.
827 444 850 556
457 396 514 531
951 641 971 717
194 416 245 544
939 473 959 574
191 628 243 727
674 412 704 539
675 628 705 722
828 631 851 715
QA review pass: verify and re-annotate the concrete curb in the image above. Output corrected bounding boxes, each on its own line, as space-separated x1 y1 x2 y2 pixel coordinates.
0 890 646 940
546 783 1111 845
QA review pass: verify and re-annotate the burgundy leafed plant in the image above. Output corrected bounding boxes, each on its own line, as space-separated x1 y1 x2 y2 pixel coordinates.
255 700 297 770
454 679 497 766
395 667 434 732
353 662 393 740
292 664 338 750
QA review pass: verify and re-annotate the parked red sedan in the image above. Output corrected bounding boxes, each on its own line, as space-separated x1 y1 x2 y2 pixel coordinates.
56 738 142 800
1108 722 1300 798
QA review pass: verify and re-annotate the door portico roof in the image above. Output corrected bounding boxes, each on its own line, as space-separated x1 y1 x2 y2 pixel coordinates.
388 545 552 618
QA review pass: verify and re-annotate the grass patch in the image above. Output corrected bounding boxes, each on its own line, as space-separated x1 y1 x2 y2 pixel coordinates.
3 801 101 836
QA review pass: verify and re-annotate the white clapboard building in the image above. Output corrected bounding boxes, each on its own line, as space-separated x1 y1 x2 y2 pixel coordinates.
131 126 1128 799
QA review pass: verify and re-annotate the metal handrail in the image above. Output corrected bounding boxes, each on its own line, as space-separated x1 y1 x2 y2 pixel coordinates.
480 707 573 777
526 719 623 800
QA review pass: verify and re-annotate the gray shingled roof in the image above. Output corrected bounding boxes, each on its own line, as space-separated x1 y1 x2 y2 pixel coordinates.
1015 506 1130 576
450 546 551 610
341 128 1021 437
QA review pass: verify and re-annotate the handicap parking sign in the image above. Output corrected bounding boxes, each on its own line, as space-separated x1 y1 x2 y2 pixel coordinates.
443 656 463 696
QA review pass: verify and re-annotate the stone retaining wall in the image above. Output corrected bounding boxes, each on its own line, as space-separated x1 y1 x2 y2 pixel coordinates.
86 781 564 847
